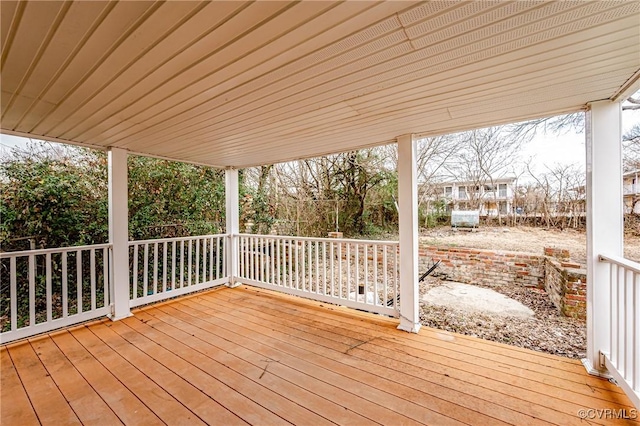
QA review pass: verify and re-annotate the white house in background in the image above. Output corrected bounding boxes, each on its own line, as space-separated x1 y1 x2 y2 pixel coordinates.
573 169 640 214
424 177 516 216
623 169 640 213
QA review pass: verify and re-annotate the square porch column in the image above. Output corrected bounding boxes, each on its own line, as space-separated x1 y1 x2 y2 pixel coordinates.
584 100 623 375
108 147 132 320
397 134 421 333
225 168 240 287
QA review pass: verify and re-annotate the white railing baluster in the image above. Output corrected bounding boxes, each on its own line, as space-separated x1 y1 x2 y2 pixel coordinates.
355 244 359 302
76 250 82 314
103 247 109 308
215 237 220 280
188 239 193 287
163 242 168 292
62 253 68 318
624 268 629 380
634 272 638 390
195 238 200 285
46 253 52 322
132 244 139 301
330 241 335 297
301 239 306 291
322 242 326 295
275 239 280 286
271 239 275 284
344 243 349 300
616 264 621 367
29 254 35 325
153 242 158 295
307 241 312 291
180 240 184 288
10 257 17 331
209 237 220 281
364 245 368 304
201 238 206 283
373 244 378 305
295 240 300 290
315 241 319 294
143 244 149 297
245 236 249 279
172 241 176 290
383 245 388 307
249 236 254 280
338 242 342 299
90 249 96 311
394 246 398 309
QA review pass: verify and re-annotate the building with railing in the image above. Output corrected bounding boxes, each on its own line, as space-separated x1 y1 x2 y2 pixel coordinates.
623 169 640 213
0 1 638 420
422 177 516 216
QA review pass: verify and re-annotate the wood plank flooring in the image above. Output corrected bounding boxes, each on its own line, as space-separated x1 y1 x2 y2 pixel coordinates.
1 285 637 425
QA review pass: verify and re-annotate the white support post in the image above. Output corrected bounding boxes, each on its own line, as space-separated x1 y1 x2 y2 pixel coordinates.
397 134 421 333
226 168 240 287
584 101 623 375
108 147 132 320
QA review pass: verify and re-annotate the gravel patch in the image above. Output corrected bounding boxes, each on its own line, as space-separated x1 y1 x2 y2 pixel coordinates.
419 277 587 359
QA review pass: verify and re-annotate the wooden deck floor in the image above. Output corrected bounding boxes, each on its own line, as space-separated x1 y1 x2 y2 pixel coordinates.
2 285 637 426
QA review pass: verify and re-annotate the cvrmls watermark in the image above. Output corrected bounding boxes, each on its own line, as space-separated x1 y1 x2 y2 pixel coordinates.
577 408 637 420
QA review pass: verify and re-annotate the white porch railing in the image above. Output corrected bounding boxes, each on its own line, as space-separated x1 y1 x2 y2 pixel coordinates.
0 244 111 344
624 184 640 195
599 254 640 408
129 234 228 308
236 234 399 317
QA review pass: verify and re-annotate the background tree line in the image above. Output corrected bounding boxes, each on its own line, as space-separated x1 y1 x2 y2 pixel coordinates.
0 142 227 252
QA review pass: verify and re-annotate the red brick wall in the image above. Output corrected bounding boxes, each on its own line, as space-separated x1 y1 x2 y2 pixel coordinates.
419 245 586 318
544 259 587 319
419 245 545 288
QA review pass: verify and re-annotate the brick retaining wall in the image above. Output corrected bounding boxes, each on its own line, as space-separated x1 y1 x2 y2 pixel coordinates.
544 258 587 319
419 245 586 318
419 246 545 288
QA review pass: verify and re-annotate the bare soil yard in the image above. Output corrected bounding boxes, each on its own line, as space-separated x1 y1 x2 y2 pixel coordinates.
413 225 640 359
419 226 640 265
420 277 587 359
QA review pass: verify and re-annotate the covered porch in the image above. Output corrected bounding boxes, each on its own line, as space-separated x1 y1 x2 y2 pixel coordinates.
1 0 640 418
3 285 636 426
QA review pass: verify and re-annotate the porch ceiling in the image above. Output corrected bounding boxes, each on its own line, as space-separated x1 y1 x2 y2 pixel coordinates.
1 1 639 168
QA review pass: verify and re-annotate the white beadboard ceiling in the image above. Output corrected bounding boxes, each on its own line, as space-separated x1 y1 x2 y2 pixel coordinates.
1 1 639 168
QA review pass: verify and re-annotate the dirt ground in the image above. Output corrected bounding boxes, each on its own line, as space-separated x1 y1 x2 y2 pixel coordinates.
419 277 587 359
414 225 640 359
419 226 640 265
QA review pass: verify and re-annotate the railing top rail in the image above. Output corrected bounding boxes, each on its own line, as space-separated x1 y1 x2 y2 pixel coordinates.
129 233 229 246
599 254 640 275
0 243 112 258
236 233 399 245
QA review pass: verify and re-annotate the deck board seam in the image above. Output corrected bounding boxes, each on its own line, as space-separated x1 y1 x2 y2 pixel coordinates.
62 329 168 425
4 348 43 425
82 325 211 426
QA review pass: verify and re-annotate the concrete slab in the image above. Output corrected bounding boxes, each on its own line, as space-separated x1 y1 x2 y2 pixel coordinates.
422 282 535 319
